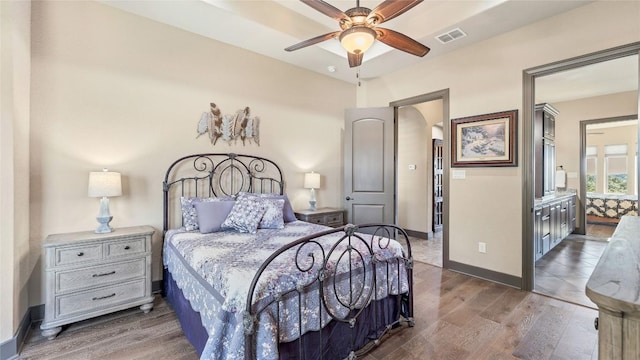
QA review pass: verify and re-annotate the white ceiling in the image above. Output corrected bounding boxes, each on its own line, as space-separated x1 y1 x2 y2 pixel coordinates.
100 0 637 101
587 119 638 130
536 55 639 103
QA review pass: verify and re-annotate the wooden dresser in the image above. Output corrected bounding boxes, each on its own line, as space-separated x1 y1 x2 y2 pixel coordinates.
586 216 640 359
294 207 346 228
40 226 155 340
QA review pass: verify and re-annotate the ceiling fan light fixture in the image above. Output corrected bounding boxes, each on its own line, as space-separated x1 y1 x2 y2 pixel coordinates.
339 27 376 55
286 0 428 68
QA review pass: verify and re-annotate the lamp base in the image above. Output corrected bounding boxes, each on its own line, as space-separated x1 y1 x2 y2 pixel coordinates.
308 200 317 212
95 216 114 234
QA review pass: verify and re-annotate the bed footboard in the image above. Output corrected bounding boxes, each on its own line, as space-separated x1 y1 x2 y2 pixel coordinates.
243 223 414 360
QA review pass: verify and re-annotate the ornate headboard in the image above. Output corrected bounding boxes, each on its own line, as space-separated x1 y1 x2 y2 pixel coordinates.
163 153 284 232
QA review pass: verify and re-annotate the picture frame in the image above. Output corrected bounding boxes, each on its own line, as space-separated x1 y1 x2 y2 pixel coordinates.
451 109 518 167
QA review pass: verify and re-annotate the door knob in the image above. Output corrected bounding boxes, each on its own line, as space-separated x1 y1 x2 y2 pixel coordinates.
345 196 353 201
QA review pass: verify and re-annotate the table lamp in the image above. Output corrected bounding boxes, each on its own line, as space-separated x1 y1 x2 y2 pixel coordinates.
304 172 320 211
88 169 122 233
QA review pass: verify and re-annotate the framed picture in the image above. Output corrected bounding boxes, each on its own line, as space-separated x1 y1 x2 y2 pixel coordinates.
451 109 518 167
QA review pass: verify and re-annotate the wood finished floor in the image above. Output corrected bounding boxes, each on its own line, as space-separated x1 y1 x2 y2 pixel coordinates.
534 223 615 308
19 262 598 360
410 223 615 308
585 222 617 238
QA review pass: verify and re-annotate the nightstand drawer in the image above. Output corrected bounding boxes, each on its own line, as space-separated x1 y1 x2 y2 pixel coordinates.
55 244 102 267
325 213 344 227
56 258 146 293
306 214 326 225
56 279 146 318
105 237 146 258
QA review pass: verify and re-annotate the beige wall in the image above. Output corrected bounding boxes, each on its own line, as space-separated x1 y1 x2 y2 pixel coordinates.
28 1 355 306
554 91 638 192
546 91 639 230
433 125 443 140
397 100 444 236
359 1 640 277
1 0 31 343
397 106 428 234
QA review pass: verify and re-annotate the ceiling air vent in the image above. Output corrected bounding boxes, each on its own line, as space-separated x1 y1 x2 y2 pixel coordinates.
436 28 467 44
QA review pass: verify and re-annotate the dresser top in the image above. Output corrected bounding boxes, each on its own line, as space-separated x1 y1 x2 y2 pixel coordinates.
586 216 640 313
294 207 344 216
44 225 155 247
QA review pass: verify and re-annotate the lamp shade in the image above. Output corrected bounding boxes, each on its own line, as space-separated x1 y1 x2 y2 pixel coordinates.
304 172 321 189
88 170 122 197
339 27 376 55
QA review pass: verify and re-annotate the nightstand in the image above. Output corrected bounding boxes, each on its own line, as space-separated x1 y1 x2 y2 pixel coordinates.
40 226 155 340
294 207 346 227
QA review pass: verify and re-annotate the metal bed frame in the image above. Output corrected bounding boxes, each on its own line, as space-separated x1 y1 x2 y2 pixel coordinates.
162 153 414 359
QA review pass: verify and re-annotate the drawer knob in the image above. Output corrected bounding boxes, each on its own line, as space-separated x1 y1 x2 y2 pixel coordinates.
124 246 130 250
92 293 116 301
77 252 84 257
92 270 116 278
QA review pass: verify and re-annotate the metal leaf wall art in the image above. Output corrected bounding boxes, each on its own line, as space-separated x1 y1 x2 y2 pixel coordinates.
196 103 260 146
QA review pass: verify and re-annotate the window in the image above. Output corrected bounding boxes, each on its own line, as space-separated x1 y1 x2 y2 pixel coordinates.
586 146 597 192
605 144 628 194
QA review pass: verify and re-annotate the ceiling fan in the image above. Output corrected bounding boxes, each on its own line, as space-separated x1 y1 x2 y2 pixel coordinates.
285 0 430 68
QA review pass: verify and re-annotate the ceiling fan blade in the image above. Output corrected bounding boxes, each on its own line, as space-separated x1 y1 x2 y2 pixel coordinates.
285 31 341 52
376 27 430 57
301 0 349 22
347 52 363 68
368 0 423 24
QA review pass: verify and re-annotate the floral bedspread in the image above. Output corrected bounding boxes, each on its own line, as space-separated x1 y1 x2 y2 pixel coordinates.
163 221 409 360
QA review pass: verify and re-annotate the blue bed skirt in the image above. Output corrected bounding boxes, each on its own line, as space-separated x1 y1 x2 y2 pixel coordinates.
164 269 208 355
163 268 403 359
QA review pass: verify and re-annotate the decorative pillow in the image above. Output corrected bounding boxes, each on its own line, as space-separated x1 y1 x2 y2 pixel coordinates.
238 192 297 223
180 197 215 231
221 196 267 233
259 198 285 229
195 200 236 233
180 195 234 231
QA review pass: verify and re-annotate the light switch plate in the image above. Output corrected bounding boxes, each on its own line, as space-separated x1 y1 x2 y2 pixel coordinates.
452 169 466 179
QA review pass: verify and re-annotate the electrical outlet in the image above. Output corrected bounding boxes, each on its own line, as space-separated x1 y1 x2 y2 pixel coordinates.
478 242 486 253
